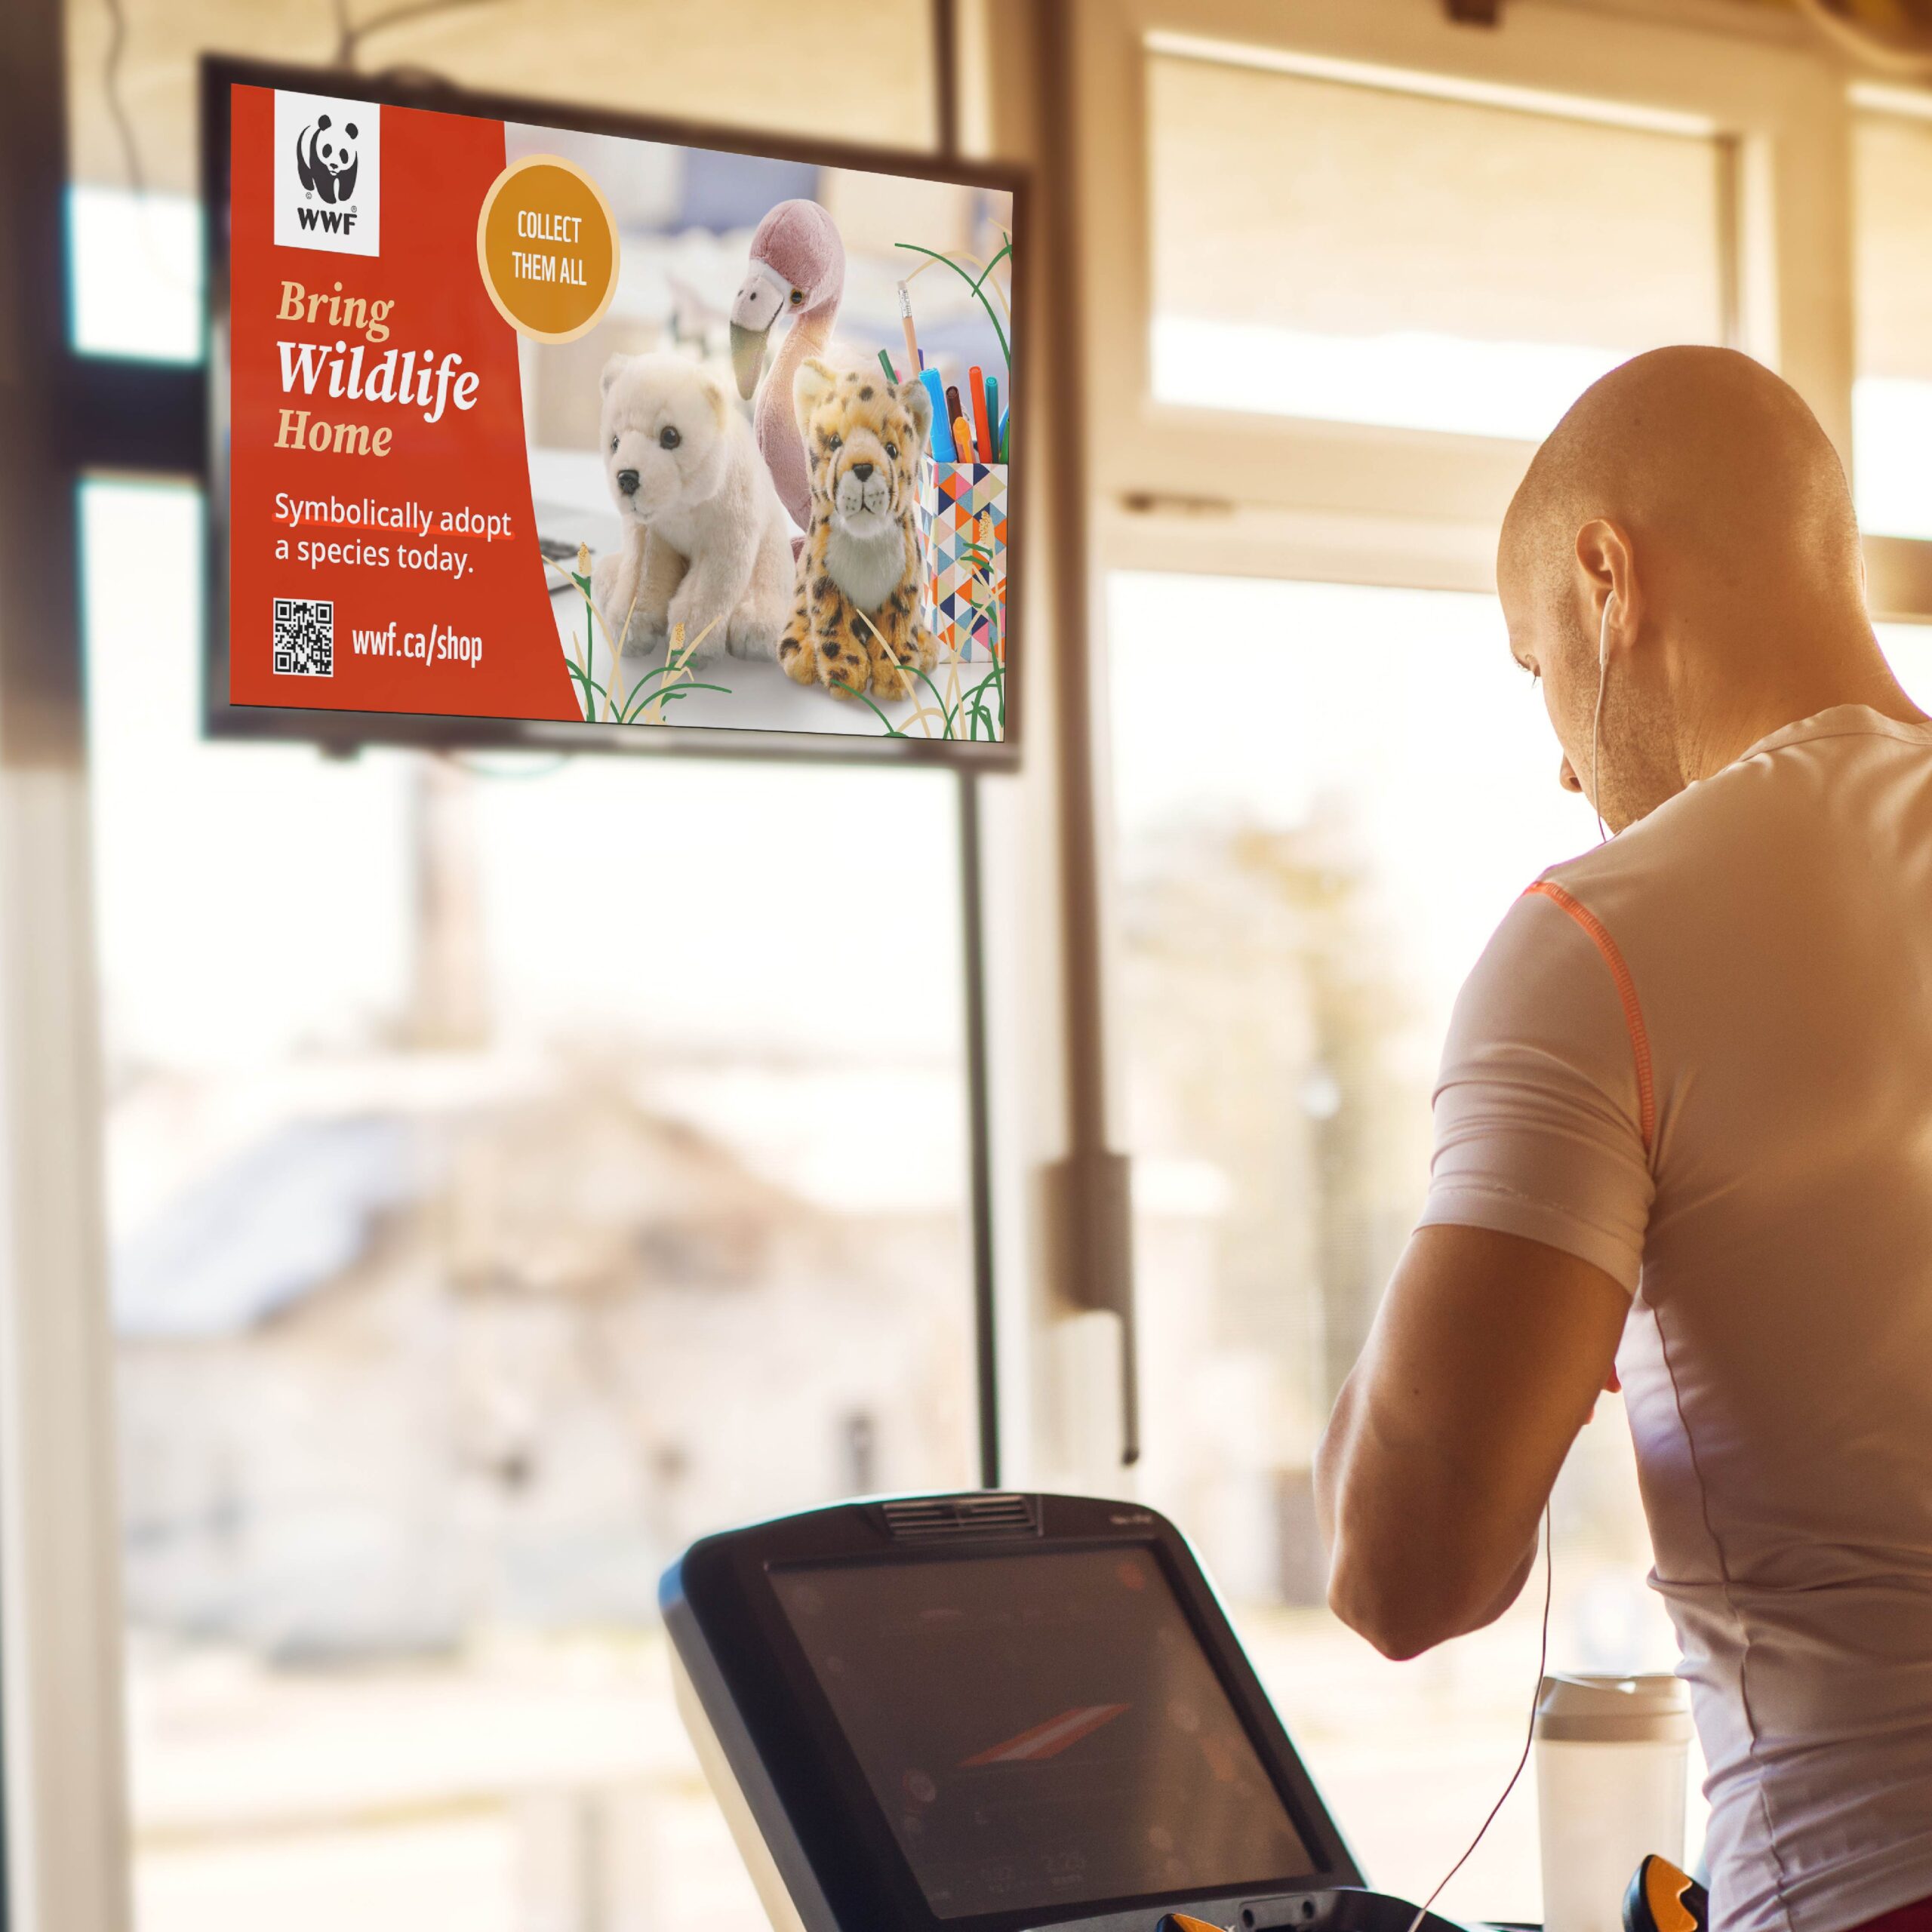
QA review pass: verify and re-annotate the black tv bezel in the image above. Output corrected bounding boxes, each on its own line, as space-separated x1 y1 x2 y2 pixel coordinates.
199 54 1026 769
670 1492 1364 1932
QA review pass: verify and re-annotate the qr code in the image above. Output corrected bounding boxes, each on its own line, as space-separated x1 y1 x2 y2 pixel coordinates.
272 597 334 677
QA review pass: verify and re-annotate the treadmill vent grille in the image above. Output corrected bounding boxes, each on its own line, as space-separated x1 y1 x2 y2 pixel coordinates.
880 1494 1041 1540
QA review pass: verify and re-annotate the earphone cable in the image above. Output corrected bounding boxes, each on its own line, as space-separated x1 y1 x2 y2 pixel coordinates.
1400 1505 1553 1932
1591 597 1611 845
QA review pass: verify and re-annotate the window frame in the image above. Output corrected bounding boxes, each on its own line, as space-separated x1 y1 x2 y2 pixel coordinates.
1035 0 1932 1475
0 11 1017 1932
1067 0 1924 605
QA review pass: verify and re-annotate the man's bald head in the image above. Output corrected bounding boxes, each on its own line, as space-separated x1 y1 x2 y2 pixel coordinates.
1497 346 1907 831
1500 346 1863 631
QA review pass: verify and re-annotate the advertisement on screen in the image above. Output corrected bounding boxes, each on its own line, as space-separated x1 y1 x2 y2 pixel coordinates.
217 69 1019 752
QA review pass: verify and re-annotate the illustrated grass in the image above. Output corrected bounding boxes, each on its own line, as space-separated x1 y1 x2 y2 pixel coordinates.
548 546 728 725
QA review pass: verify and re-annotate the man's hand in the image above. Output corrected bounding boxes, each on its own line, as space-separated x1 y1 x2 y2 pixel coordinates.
1313 1224 1630 1660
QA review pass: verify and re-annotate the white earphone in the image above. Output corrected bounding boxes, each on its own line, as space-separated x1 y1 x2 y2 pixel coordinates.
1590 593 1613 843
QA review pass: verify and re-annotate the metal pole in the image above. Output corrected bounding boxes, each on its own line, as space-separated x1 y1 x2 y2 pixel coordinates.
931 0 1001 1489
957 768 1001 1487
1029 0 1138 1464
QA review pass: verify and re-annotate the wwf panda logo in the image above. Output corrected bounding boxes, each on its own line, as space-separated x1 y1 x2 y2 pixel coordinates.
295 115 359 206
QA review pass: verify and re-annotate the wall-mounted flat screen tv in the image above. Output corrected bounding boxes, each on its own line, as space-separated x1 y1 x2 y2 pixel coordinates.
202 58 1023 762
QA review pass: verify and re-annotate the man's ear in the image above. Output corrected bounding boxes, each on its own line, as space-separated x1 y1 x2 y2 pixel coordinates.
900 377 932 448
1575 517 1640 651
793 356 838 431
601 352 629 396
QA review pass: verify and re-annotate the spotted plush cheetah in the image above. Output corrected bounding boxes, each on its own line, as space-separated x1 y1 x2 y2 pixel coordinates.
778 358 937 701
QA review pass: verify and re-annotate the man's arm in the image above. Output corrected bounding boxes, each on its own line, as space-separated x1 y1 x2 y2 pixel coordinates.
1314 1223 1629 1661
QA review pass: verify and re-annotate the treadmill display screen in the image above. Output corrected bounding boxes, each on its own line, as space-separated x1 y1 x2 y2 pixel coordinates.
774 1546 1315 1919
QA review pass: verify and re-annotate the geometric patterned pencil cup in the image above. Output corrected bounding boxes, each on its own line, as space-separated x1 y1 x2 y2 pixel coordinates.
921 460 1008 663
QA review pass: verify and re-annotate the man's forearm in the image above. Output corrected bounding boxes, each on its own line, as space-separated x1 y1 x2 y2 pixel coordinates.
1316 1371 1536 1658
1473 1534 1540 1631
1314 1228 1626 1660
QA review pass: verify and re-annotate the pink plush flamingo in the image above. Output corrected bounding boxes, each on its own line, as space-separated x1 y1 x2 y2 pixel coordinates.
728 200 845 538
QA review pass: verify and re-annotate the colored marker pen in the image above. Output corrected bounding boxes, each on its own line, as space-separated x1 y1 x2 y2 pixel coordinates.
921 368 955 461
968 365 992 463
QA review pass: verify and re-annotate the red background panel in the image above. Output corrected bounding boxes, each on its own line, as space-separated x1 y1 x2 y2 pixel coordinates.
228 82 582 722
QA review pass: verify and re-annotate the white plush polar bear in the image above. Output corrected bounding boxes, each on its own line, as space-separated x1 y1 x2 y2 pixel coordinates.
592 352 794 666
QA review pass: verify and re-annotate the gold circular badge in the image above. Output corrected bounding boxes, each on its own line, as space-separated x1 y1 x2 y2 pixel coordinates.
476 154 618 344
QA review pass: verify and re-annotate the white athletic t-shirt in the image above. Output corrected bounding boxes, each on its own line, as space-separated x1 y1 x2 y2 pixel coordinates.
1420 705 1932 1932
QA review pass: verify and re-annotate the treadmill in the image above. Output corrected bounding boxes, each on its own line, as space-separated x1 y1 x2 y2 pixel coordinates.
663 1490 1468 1932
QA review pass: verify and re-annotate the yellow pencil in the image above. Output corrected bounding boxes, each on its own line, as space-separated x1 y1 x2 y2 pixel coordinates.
952 414 974 461
897 281 921 373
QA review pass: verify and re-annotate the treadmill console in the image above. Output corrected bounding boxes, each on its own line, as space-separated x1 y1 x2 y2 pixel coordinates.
662 1491 1460 1932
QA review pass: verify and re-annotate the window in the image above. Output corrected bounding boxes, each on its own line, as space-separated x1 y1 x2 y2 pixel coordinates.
69 186 204 363
1876 622 1932 708
1854 94 1932 537
1088 42 1926 1771
1109 572 1650 1916
85 477 977 1931
1146 42 1729 439
1109 574 1932 1917
1082 10 1930 1912
57 10 983 1922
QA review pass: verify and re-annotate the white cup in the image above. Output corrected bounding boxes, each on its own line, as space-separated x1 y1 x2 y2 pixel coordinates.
1535 1672 1694 1932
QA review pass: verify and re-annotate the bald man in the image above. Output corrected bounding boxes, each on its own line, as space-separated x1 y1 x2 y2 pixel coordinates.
1315 347 1932 1932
